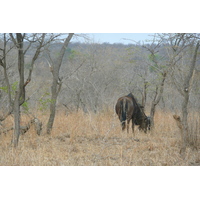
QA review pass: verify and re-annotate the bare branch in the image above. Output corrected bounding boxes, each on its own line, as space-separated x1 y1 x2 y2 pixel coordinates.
9 33 18 47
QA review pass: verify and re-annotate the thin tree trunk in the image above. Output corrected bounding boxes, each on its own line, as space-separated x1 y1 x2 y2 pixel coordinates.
3 65 12 109
150 72 167 128
8 33 50 145
12 91 20 147
3 34 12 109
17 34 25 106
46 78 61 134
46 33 74 134
11 33 25 147
142 80 148 109
0 34 13 122
181 91 189 152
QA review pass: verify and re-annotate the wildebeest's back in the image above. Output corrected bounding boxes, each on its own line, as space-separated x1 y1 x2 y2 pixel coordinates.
115 96 134 122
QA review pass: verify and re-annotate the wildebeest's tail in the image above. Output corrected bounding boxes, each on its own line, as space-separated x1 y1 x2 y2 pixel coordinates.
120 98 127 130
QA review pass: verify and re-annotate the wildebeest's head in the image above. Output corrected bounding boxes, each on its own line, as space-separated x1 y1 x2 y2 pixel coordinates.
135 110 151 133
138 117 148 133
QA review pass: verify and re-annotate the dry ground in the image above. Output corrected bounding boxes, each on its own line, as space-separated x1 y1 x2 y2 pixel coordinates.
0 109 200 166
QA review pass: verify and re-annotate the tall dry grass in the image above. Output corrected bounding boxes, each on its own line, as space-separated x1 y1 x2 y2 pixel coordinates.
0 109 199 166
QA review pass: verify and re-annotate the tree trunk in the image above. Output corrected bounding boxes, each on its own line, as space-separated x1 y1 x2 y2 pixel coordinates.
181 91 189 152
180 41 199 153
142 80 148 109
150 102 156 128
17 34 25 106
12 34 25 147
12 91 21 147
46 78 61 134
0 34 13 122
8 33 51 145
150 72 167 128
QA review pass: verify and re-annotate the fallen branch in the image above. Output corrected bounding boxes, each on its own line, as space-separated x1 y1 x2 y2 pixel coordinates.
173 115 183 130
0 117 42 135
0 110 13 122
0 127 14 134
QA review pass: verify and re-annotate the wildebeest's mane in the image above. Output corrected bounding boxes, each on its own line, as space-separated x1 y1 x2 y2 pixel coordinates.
126 93 138 108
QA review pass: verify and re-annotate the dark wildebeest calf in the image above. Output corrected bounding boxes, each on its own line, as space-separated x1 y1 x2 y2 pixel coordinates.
115 93 150 133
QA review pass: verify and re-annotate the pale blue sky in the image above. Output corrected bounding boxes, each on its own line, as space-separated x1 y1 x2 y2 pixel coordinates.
89 33 153 44
73 33 154 44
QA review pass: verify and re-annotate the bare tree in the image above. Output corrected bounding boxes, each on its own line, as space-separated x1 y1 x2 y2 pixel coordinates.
46 33 74 134
149 72 167 128
9 33 25 146
161 33 200 153
9 33 52 146
142 37 168 128
181 41 199 153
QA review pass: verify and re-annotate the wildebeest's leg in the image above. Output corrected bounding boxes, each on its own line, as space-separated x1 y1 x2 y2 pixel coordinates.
121 120 126 131
120 98 127 131
127 118 131 133
132 118 135 137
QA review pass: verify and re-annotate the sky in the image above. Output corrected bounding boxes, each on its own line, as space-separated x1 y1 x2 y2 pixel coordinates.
73 33 154 44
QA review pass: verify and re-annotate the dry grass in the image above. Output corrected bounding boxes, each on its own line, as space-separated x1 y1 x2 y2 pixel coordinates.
0 109 200 166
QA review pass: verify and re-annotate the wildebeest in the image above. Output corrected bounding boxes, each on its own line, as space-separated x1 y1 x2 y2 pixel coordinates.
115 93 150 133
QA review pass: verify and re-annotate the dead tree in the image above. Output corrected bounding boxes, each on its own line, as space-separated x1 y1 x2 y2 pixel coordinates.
46 33 74 134
143 38 168 129
162 33 200 153
173 114 183 130
10 33 25 147
9 33 49 147
149 72 167 128
160 33 200 153
0 117 42 135
180 41 199 153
